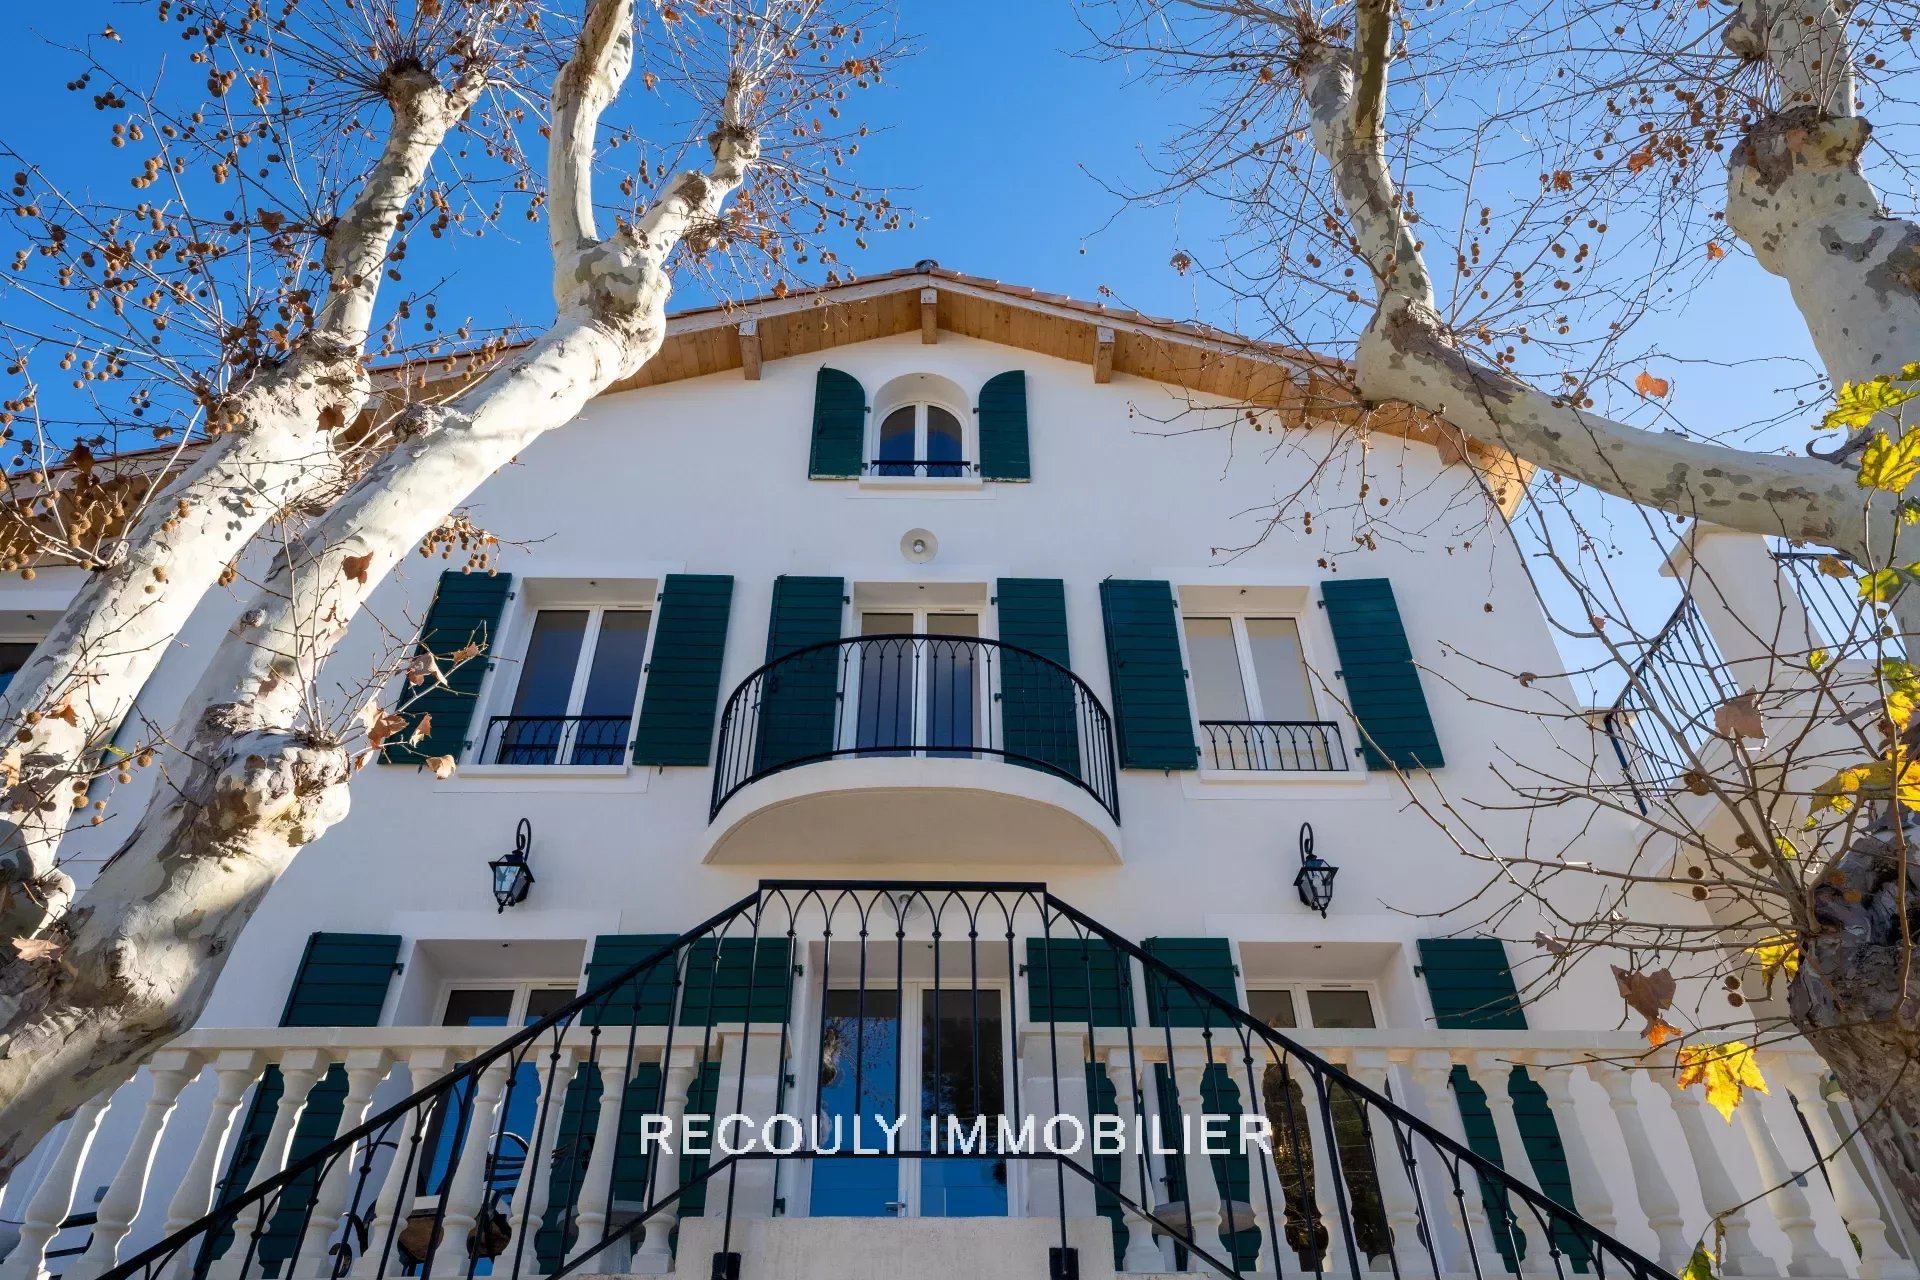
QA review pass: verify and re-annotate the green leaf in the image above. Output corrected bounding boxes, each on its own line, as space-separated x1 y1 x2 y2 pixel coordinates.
1682 1245 1717 1280
1859 428 1920 492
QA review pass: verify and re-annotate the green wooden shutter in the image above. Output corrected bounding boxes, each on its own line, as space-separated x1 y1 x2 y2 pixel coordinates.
1417 939 1590 1272
679 937 795 1026
382 570 513 766
1143 937 1238 1028
215 934 402 1269
630 574 735 766
583 933 681 1027
754 576 844 775
997 578 1081 780
1320 578 1444 771
979 370 1031 481
1099 580 1198 771
809 367 865 479
1024 937 1135 1027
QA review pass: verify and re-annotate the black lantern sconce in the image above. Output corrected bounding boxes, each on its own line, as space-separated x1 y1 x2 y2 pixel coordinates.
1294 821 1337 917
490 818 536 913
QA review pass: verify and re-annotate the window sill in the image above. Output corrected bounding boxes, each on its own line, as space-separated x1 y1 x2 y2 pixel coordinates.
434 763 652 795
1180 767 1375 801
855 474 985 493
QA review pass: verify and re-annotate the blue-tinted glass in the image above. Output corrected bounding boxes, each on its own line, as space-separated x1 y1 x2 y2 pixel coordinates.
573 610 650 764
877 406 915 476
926 407 963 478
810 989 901 1217
919 988 1006 1217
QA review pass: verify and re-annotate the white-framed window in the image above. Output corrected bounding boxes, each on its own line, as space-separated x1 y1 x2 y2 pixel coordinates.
0 641 34 697
863 372 978 485
484 603 653 767
1245 983 1378 1031
1182 613 1341 771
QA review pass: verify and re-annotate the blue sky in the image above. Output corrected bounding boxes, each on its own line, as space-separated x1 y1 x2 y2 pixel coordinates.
0 0 1835 694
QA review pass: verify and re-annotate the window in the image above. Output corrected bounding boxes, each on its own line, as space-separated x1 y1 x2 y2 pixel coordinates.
1245 984 1388 1267
1182 615 1342 771
872 402 970 478
419 983 578 1208
852 609 983 753
486 606 652 766
0 642 32 697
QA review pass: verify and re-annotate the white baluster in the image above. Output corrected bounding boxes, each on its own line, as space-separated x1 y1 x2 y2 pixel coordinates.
572 1055 632 1255
1291 1066 1343 1274
349 1049 454 1280
1348 1050 1425 1274
210 1048 328 1280
1530 1062 1617 1240
1738 1086 1845 1277
425 1058 512 1277
1106 1048 1175 1274
1779 1053 1915 1280
158 1051 263 1280
499 1048 579 1278
1465 1055 1553 1276
1589 1063 1690 1271
296 1050 393 1279
65 1052 199 1280
1406 1052 1506 1276
1655 1065 1774 1277
630 1052 698 1276
0 1079 124 1280
1168 1049 1232 1270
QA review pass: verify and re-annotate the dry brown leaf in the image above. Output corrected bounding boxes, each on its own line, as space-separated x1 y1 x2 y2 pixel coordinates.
424 754 457 780
52 702 77 727
408 714 433 747
12 936 61 963
341 552 374 585
1634 370 1670 398
407 652 443 687
1713 692 1765 741
1613 965 1679 1043
449 641 484 664
1532 931 1571 955
1705 241 1726 261
366 710 410 749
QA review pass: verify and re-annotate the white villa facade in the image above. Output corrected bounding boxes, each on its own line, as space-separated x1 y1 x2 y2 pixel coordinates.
0 267 1901 1280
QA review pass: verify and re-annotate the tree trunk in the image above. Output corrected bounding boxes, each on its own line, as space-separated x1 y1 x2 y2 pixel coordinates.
0 66 481 941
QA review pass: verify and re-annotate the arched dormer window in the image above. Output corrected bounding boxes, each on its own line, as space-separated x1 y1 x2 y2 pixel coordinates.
867 372 976 483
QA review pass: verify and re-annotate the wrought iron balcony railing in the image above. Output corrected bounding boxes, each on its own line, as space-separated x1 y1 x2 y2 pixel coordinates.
863 457 977 477
710 634 1120 823
1600 598 1738 813
1198 721 1348 772
1773 549 1906 658
477 715 631 767
78 882 1672 1280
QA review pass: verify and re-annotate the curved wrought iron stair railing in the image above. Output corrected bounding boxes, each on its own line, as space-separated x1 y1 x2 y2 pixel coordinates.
93 883 1673 1280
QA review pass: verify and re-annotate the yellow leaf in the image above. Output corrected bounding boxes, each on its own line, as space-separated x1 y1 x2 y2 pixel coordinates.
1859 569 1905 603
1676 1041 1770 1121
1773 834 1799 859
1682 1244 1717 1280
1808 648 1831 671
1748 936 1801 995
1834 379 1920 441
1860 428 1920 491
1816 555 1852 579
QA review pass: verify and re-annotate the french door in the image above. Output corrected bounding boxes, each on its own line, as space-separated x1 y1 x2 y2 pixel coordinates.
849 611 985 755
808 983 1010 1218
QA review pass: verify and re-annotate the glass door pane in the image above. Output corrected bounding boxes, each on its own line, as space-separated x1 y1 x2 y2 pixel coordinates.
923 614 979 754
926 407 965 478
857 614 914 753
877 407 916 476
505 610 589 764
573 609 651 764
1184 616 1251 768
918 988 1007 1217
811 989 902 1217
1245 619 1322 767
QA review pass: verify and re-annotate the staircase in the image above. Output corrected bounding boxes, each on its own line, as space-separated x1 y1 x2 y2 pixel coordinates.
25 883 1674 1280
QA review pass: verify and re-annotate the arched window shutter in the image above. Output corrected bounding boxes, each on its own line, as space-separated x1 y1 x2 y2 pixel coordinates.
978 370 1030 481
809 367 865 478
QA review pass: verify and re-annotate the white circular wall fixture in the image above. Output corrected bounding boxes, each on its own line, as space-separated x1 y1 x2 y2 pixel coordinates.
901 528 938 564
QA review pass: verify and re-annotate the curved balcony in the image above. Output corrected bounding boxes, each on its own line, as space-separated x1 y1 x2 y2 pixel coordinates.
705 634 1120 865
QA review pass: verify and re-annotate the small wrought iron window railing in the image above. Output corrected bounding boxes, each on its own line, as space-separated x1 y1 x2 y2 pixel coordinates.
862 457 977 478
1198 720 1349 771
477 715 631 767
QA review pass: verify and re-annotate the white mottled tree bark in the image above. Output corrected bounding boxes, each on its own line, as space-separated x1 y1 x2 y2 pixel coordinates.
0 65 485 939
1298 0 1920 1213
0 0 758 1178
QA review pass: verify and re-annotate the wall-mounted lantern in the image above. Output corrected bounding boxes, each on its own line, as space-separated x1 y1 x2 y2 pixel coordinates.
1294 821 1337 918
490 818 536 913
